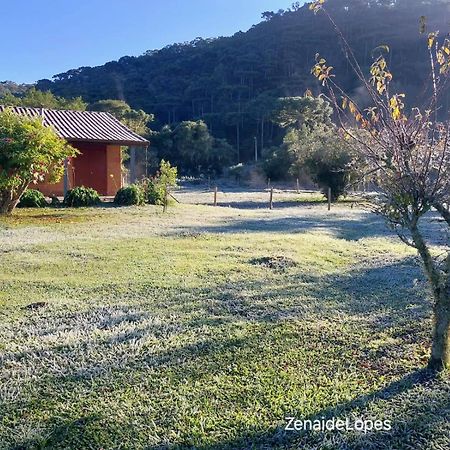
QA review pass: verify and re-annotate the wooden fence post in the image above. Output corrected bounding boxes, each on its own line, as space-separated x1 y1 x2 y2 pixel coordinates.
214 186 218 207
63 158 69 197
269 187 274 210
296 178 300 194
163 184 168 213
328 187 332 211
129 147 137 183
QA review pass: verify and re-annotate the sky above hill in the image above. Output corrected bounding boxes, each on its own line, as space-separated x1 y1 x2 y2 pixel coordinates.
1 0 299 84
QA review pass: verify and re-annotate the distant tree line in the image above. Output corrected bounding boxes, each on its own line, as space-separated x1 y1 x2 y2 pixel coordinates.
2 0 449 187
29 0 450 162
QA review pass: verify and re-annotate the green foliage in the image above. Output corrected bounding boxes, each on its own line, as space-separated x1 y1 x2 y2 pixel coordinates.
228 163 245 182
17 189 47 208
158 160 178 188
88 100 153 135
143 179 164 205
154 121 235 176
0 108 77 214
172 121 213 175
64 186 100 207
262 146 293 181
142 160 178 205
1 87 87 110
114 184 146 206
261 95 336 181
286 125 360 201
0 81 29 97
34 0 450 160
272 96 333 129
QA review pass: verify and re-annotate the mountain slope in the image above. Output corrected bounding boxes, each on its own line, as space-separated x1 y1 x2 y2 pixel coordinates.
36 0 450 158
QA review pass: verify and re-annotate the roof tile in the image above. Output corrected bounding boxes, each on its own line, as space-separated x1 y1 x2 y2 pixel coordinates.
0 106 149 147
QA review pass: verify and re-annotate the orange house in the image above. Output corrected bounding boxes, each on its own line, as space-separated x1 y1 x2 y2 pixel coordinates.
0 106 149 196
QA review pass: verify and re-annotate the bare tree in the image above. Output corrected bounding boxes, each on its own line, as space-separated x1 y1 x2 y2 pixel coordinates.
309 0 450 370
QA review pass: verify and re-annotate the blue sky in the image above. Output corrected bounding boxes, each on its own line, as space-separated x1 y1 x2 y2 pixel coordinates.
1 0 298 84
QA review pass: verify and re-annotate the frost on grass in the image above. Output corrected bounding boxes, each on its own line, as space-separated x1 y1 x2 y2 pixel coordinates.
0 192 448 449
0 305 185 405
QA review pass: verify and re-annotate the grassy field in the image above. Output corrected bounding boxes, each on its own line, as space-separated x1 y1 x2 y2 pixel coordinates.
0 190 449 449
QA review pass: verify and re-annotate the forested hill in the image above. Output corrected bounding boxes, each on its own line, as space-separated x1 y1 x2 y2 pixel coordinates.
0 81 29 97
36 0 450 157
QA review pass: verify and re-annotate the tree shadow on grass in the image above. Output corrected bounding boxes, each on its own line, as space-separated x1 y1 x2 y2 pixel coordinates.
2 257 430 377
168 208 447 246
169 213 391 242
1 257 444 449
184 369 450 450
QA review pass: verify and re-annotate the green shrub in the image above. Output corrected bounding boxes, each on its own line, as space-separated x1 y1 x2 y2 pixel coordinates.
18 189 47 208
64 186 100 207
262 146 292 181
141 160 178 206
146 179 163 205
140 178 163 205
114 184 145 206
50 195 61 207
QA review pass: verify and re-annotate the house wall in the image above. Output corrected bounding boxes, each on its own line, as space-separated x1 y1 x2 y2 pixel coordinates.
72 142 108 194
36 142 123 197
37 158 75 197
106 145 123 195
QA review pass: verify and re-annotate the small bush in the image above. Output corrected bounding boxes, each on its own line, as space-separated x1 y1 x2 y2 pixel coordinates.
262 146 292 181
64 186 100 207
140 160 178 206
143 179 163 205
114 184 145 206
50 195 61 207
18 189 47 208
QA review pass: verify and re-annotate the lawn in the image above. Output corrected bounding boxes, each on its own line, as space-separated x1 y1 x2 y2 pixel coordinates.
0 192 449 449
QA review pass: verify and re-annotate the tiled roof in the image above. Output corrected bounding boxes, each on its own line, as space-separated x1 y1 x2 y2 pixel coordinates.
0 105 149 147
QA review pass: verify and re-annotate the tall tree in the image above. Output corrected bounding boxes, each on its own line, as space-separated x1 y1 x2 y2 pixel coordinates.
311 0 450 370
153 120 235 176
0 109 76 215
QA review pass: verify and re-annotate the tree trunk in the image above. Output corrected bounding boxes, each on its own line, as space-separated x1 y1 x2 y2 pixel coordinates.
261 116 264 155
0 185 28 215
429 299 450 370
433 201 450 227
236 122 240 164
410 223 450 370
0 190 13 215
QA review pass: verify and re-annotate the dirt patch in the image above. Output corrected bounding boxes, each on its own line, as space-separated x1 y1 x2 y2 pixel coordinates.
250 256 298 271
175 231 204 239
23 302 48 311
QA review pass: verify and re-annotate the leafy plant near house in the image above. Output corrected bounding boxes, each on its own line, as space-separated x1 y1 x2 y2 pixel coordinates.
17 189 47 208
143 178 163 206
310 0 450 370
0 108 77 215
141 160 178 205
64 186 100 207
114 184 146 206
